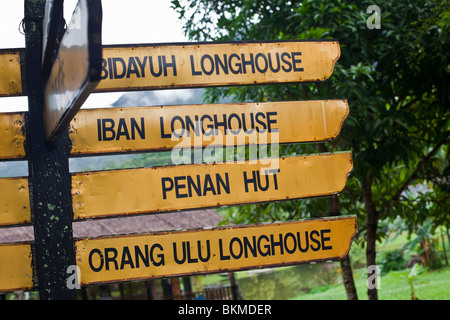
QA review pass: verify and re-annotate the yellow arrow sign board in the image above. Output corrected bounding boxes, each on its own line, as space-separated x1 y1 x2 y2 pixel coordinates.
70 99 349 156
75 216 357 285
0 177 31 227
0 41 340 96
0 99 348 159
0 112 26 160
72 152 353 220
0 243 34 292
96 40 340 92
0 50 23 97
0 152 352 226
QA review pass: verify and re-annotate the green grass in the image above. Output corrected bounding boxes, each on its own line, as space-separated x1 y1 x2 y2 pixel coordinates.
292 265 450 300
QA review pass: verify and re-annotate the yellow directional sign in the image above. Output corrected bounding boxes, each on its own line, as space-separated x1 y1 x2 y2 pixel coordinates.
0 243 34 292
0 112 26 160
97 40 340 92
0 177 31 227
0 99 348 158
70 99 349 156
72 152 353 220
0 50 23 97
75 216 357 285
0 40 340 96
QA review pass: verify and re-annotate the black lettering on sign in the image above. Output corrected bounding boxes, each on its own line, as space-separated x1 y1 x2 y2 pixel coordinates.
217 229 334 261
135 56 147 77
172 240 211 265
161 173 230 200
229 53 242 74
87 244 165 272
215 54 229 75
149 56 163 77
291 52 304 72
268 53 281 73
255 53 268 73
100 55 177 80
189 52 303 76
267 111 278 133
229 237 243 259
310 230 321 252
105 247 119 271
219 239 230 261
120 246 134 269
89 248 104 272
97 117 145 141
159 112 279 139
270 234 284 256
243 169 279 193
281 52 292 72
162 55 177 76
201 54 214 75
241 53 255 74
113 58 126 79
321 229 332 250
100 52 303 80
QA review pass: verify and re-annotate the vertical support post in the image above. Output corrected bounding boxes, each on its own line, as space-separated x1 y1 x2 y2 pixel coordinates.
24 0 77 300
228 272 242 300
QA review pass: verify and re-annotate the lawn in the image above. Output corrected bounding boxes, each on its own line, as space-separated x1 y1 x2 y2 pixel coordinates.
293 265 450 300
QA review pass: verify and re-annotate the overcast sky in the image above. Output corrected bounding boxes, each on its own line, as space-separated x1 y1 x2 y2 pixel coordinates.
0 0 188 111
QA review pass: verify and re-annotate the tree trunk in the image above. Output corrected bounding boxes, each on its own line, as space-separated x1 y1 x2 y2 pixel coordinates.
446 228 450 257
162 278 173 300
319 144 358 300
228 272 243 300
362 175 379 300
440 233 448 266
330 196 358 300
340 255 358 300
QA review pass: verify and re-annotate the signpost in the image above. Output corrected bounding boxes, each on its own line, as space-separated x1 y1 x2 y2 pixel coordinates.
0 40 340 97
75 216 357 285
96 41 340 92
0 1 356 300
70 99 349 156
0 217 356 292
0 99 348 160
0 177 30 227
0 152 352 227
43 0 102 143
72 152 353 220
0 112 26 160
24 0 78 300
0 50 23 97
0 243 34 292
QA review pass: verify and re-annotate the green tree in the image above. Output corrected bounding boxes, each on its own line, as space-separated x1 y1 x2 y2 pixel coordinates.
172 0 449 300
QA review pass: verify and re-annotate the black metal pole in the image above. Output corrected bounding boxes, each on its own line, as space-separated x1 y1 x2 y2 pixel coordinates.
24 0 77 300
